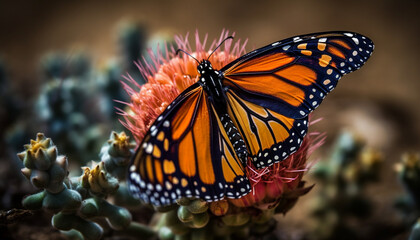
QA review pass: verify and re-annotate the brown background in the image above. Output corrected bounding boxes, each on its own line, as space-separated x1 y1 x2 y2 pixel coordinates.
1 0 419 238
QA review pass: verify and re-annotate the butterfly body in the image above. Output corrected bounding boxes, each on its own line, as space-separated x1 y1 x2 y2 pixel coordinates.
128 32 374 206
197 60 248 164
197 60 227 111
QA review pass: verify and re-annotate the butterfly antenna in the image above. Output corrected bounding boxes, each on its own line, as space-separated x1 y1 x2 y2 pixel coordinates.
207 36 234 60
176 49 200 64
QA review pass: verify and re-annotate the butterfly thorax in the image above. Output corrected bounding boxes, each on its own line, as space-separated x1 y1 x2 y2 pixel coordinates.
197 60 248 165
197 60 227 112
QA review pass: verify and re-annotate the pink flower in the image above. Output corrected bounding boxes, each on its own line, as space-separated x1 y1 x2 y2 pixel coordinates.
119 30 323 211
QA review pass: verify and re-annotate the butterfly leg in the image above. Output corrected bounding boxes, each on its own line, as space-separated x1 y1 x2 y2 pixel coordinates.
220 113 248 166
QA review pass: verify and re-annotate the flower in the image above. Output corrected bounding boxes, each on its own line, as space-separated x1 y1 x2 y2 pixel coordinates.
119 30 323 213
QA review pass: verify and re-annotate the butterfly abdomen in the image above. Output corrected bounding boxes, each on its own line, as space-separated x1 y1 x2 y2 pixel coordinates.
220 113 248 165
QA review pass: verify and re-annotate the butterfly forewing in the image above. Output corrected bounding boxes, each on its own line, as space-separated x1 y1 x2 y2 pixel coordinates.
128 84 250 206
222 32 374 119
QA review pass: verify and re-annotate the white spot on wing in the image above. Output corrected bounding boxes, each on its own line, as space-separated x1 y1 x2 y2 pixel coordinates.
352 37 359 45
151 129 158 137
293 37 302 42
145 143 153 154
163 120 170 127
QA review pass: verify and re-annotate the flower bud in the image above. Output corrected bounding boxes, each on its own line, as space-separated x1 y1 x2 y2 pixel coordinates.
209 200 229 216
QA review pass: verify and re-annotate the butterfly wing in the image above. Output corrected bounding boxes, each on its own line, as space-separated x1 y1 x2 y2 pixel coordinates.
222 31 373 118
221 31 374 168
128 83 250 206
226 89 308 168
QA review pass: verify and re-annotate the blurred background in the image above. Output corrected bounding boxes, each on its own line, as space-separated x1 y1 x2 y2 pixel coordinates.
1 0 419 239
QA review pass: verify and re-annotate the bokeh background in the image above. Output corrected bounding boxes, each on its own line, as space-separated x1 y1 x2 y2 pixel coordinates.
1 0 419 239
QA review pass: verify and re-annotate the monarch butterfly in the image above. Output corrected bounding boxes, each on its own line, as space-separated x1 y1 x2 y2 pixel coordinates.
128 31 374 206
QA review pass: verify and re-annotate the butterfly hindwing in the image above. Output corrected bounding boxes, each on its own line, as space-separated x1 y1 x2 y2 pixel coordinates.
222 31 374 119
128 83 250 205
226 90 308 168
